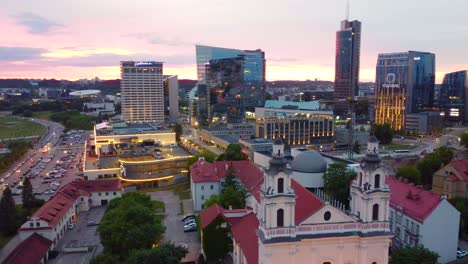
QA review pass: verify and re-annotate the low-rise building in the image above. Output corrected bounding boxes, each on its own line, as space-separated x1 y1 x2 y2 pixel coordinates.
3 233 52 264
387 177 460 263
83 101 115 116
18 180 122 249
405 112 443 135
432 157 468 199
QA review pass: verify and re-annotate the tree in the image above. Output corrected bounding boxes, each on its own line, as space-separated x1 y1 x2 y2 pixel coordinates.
417 147 454 186
91 253 120 264
0 187 17 236
449 197 468 238
432 146 454 166
396 165 421 184
216 144 247 161
220 186 246 209
204 195 221 209
461 132 468 149
371 123 394 144
322 163 356 207
173 123 183 142
390 246 439 264
202 217 230 260
98 192 166 259
22 178 35 208
353 140 361 154
126 243 188 264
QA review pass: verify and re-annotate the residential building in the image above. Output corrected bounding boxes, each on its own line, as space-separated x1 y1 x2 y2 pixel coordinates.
198 140 392 264
374 51 435 130
18 180 122 249
255 101 334 147
198 123 255 148
439 70 468 123
432 158 468 199
120 61 164 123
405 112 443 135
163 75 180 121
3 233 52 264
83 101 115 116
334 20 361 114
387 177 460 263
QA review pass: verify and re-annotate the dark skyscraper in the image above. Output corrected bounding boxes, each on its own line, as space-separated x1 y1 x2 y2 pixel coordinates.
334 20 361 115
440 70 468 123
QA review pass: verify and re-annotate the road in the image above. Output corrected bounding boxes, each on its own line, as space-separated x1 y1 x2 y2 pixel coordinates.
0 117 89 202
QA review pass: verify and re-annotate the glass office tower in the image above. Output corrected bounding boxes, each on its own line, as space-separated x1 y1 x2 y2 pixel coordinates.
334 20 361 115
374 51 435 130
440 70 468 123
195 45 266 124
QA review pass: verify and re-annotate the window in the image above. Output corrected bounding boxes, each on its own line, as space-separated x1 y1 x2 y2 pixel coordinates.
113 192 116 195
30 223 33 227
324 211 331 221
105 192 108 196
36 222 40 227
98 192 101 197
374 174 380 189
415 224 419 234
406 219 409 227
81 197 84 201
278 178 284 193
201 195 205 200
372 204 379 221
277 209 284 227
201 186 204 190
210 185 213 190
323 262 331 264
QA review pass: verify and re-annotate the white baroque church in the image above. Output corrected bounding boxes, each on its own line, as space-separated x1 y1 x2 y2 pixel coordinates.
200 138 393 264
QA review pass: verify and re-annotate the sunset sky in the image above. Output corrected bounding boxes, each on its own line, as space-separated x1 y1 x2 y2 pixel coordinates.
0 0 467 83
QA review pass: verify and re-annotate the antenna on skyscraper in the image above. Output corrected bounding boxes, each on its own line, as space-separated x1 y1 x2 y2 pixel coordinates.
346 0 350 20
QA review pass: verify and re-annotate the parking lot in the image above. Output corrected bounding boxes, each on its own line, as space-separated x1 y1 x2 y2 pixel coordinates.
148 191 200 263
49 207 107 264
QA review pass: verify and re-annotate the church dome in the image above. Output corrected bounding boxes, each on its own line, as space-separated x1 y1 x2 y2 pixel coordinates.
290 150 327 173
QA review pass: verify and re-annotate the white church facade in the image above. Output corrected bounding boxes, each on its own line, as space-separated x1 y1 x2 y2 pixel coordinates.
199 139 393 264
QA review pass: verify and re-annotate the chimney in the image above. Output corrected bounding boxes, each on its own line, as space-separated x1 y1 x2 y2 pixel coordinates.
198 157 205 161
214 167 217 174
225 164 228 171
229 205 233 210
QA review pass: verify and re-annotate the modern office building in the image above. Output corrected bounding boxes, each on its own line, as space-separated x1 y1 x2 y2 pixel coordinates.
439 70 468 123
255 101 334 147
163 75 180 121
194 45 266 124
374 51 435 130
334 20 361 114
405 112 443 135
120 61 164 123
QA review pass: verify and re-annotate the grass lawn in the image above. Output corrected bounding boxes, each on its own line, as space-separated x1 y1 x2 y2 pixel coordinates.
382 144 418 151
32 111 53 120
0 117 46 140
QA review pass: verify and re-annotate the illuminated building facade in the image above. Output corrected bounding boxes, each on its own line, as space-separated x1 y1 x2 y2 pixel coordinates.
121 61 164 123
255 106 334 146
334 20 361 114
374 51 435 130
439 70 468 123
163 75 179 121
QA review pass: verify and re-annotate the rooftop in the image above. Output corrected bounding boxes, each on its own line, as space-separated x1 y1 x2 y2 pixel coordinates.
386 177 442 222
3 233 52 264
264 100 319 110
447 158 468 181
95 122 172 136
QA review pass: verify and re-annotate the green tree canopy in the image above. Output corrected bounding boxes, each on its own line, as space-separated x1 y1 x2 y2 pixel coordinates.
204 195 221 209
98 192 166 259
461 132 468 148
173 123 183 142
21 178 35 208
449 197 468 238
390 246 439 264
417 146 454 186
371 123 394 144
126 243 188 264
202 217 230 260
432 146 454 166
323 163 356 207
396 165 421 185
220 186 246 209
0 187 17 236
216 144 248 161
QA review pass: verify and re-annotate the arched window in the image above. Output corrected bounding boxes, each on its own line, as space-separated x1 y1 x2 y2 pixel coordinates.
277 209 284 227
372 204 379 221
374 174 380 189
358 172 362 186
323 262 331 264
278 178 284 193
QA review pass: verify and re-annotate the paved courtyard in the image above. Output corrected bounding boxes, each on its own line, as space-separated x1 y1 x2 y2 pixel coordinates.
148 191 200 263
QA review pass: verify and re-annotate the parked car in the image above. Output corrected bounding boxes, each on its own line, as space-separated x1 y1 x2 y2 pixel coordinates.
184 218 196 225
181 215 195 222
184 222 197 230
68 223 75 229
184 226 197 233
87 221 99 226
457 250 468 258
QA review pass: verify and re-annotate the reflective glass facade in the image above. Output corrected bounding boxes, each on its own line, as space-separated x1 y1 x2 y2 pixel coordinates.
334 20 361 114
374 51 435 130
440 70 468 122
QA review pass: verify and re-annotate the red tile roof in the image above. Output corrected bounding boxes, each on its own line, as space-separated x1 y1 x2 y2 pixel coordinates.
226 213 259 264
449 158 468 181
386 177 442 222
200 204 225 229
3 233 52 264
22 179 121 229
191 160 264 191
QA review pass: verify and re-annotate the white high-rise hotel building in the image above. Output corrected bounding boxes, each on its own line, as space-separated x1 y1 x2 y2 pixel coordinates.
120 61 164 123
